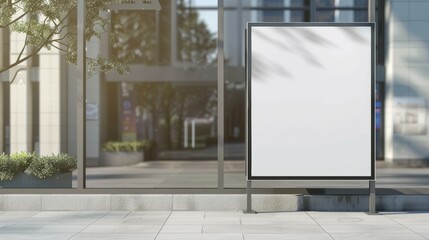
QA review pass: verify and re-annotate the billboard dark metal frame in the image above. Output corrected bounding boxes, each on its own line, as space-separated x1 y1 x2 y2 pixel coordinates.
246 22 375 181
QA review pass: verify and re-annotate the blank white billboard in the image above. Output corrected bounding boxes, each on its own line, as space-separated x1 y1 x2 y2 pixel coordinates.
247 23 374 180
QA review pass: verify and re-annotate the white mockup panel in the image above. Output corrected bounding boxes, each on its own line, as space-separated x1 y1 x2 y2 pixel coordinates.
249 24 373 179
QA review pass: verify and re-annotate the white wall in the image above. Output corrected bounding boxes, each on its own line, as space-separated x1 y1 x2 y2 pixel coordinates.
39 42 62 155
9 16 32 153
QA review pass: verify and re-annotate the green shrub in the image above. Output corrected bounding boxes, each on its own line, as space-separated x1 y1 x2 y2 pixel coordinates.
0 152 34 181
27 153 77 179
103 141 151 152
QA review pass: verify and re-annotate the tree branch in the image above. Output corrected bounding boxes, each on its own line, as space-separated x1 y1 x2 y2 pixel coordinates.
16 18 31 61
48 42 70 53
0 9 30 28
1 9 73 76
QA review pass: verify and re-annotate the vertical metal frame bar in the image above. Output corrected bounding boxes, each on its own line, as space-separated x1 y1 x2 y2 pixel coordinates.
309 0 316 22
217 0 224 189
77 0 86 189
368 0 377 214
368 0 376 22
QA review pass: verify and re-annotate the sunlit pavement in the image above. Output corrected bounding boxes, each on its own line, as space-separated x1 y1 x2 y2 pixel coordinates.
0 211 428 239
83 161 429 188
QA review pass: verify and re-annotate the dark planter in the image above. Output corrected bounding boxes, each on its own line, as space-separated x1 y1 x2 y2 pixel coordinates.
99 151 144 166
0 172 72 188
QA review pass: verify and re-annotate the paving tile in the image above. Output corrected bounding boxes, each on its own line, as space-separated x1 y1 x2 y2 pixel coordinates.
128 211 171 217
200 234 243 240
311 216 398 225
203 224 326 234
70 233 156 240
94 216 167 225
244 234 333 240
331 233 427 240
242 212 309 219
403 225 429 234
169 211 205 218
82 225 162 234
32 211 107 217
0 224 87 234
383 212 429 225
0 216 35 224
23 211 106 225
160 225 203 233
241 217 316 225
320 224 414 234
204 211 245 218
202 225 244 234
165 217 240 225
156 234 243 240
0 211 40 224
0 233 74 240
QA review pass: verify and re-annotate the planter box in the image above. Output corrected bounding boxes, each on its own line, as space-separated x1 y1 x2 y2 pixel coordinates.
99 151 144 167
0 172 72 188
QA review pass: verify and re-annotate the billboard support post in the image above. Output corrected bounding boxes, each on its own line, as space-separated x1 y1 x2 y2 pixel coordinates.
244 180 255 214
368 180 377 214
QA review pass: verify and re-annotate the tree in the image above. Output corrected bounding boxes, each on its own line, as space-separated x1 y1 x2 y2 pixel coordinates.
0 0 129 79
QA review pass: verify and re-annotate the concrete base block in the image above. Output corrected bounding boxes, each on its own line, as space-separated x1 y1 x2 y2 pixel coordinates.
0 195 42 210
173 194 245 211
0 194 429 211
110 194 172 210
173 194 301 211
378 195 429 211
41 194 110 211
253 194 302 212
303 195 368 211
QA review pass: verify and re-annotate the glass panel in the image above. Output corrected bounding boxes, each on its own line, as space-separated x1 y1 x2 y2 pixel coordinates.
193 0 217 7
316 10 367 22
229 0 305 8
316 0 335 8
315 10 335 22
224 6 306 188
0 13 77 188
86 0 218 188
354 10 368 22
316 0 365 8
376 83 384 160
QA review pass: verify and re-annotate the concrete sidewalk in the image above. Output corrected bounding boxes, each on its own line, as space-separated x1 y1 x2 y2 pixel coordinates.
0 211 428 239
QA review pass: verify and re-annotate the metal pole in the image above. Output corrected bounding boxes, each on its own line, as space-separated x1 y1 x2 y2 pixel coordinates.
184 119 188 148
191 119 195 149
309 0 316 22
367 0 377 216
217 0 225 189
368 180 377 214
77 0 86 189
368 0 376 22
